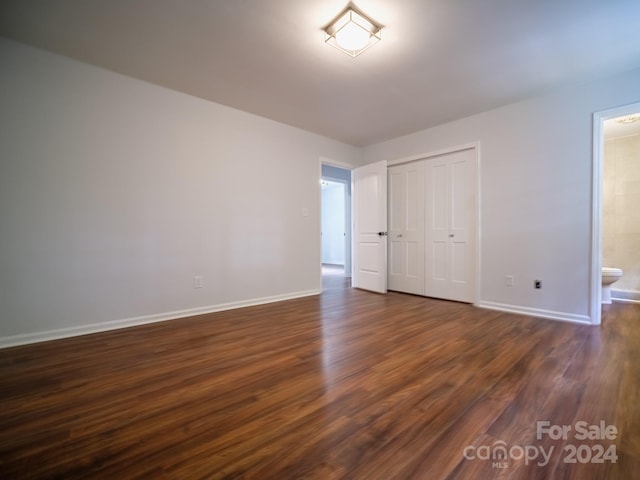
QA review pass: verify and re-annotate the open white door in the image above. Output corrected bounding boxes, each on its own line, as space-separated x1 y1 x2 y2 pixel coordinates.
353 160 387 293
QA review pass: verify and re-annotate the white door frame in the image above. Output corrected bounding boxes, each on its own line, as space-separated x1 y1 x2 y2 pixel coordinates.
591 101 640 325
388 142 481 304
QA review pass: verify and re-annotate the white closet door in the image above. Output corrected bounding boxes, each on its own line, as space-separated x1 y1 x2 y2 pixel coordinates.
388 161 425 295
425 149 476 303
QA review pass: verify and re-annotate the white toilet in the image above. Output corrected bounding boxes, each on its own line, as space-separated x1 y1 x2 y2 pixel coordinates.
602 267 623 304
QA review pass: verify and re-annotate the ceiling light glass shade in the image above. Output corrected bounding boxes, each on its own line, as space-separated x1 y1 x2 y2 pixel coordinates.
324 7 381 57
336 21 370 51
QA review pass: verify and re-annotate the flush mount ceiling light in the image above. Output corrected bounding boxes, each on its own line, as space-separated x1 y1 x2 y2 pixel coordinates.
324 4 382 57
615 113 640 124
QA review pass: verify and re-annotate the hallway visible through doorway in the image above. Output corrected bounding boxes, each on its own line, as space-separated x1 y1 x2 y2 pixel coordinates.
321 163 352 279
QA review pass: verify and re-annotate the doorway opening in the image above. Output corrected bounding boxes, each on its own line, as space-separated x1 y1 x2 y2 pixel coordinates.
592 101 640 324
321 164 352 289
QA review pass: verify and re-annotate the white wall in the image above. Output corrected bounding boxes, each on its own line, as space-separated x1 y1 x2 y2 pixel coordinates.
364 66 640 323
2 37 639 345
0 38 362 345
321 183 346 265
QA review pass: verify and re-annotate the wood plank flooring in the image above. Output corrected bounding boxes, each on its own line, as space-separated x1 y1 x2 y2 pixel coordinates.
1 277 639 479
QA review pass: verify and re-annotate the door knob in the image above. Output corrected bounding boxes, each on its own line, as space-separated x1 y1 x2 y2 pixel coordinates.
449 234 454 238
378 232 388 236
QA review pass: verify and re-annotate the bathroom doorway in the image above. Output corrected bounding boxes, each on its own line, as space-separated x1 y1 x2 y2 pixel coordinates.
592 101 640 323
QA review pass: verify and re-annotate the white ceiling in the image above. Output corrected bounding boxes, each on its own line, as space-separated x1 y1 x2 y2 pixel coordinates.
1 0 640 146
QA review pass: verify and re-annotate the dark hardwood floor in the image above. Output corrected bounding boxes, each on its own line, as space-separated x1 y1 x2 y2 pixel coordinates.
1 277 638 479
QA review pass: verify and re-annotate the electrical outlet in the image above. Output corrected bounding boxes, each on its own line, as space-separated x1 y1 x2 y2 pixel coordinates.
193 275 203 289
534 280 542 289
506 275 514 287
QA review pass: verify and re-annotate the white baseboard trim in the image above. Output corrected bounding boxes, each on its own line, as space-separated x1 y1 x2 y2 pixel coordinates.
0 289 322 349
612 289 640 304
476 301 592 325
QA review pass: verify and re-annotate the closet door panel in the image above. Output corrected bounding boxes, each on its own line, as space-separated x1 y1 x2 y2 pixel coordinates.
388 162 425 295
425 149 476 303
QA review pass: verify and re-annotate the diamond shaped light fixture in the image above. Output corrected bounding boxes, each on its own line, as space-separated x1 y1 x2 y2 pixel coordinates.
324 4 382 57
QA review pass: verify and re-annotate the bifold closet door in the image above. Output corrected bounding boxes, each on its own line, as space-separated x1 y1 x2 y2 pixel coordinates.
388 161 425 295
425 149 475 303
